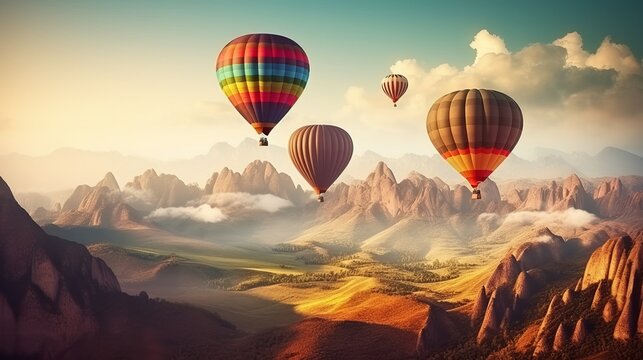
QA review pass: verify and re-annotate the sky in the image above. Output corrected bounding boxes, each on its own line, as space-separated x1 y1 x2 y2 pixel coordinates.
1 0 642 160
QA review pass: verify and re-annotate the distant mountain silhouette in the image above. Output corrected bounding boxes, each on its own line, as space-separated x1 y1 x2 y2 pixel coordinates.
3 140 641 193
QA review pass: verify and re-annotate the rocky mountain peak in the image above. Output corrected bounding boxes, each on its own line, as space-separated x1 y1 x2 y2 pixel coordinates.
95 172 120 191
368 161 397 184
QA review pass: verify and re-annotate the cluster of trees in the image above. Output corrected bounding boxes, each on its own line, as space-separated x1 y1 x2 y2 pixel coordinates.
271 243 311 253
228 270 356 291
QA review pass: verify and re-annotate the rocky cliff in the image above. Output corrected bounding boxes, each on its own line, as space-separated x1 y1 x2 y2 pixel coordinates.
0 176 120 357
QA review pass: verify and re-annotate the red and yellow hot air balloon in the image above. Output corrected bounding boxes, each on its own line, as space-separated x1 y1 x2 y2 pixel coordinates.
426 89 523 199
381 74 408 107
289 125 353 202
216 33 310 146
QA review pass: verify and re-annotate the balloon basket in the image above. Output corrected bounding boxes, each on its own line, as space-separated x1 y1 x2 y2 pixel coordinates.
259 137 268 146
317 195 324 203
471 189 481 200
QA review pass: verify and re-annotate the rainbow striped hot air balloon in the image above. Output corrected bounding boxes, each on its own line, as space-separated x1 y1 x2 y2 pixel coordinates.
426 89 523 199
216 33 310 146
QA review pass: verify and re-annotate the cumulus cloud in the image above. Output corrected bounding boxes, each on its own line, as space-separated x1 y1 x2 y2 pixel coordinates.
148 204 227 223
201 192 294 213
503 208 598 229
469 29 509 64
337 29 643 155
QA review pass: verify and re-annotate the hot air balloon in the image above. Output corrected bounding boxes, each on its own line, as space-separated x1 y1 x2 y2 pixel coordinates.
216 33 310 146
426 89 523 199
381 74 408 107
289 125 353 202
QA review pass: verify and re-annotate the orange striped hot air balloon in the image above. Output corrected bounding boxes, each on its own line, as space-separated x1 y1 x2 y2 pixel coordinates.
426 89 523 199
381 74 408 107
289 125 353 202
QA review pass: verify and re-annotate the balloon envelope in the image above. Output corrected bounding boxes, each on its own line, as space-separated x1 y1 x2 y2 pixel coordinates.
381 74 408 106
426 89 523 189
216 33 310 136
289 125 353 196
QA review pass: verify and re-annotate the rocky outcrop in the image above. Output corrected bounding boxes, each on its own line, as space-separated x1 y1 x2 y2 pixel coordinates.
582 236 633 289
562 288 575 305
553 323 569 351
0 176 121 357
533 294 563 355
513 271 537 301
55 185 141 227
416 304 460 358
324 162 509 221
471 286 489 325
54 173 144 228
1 177 240 359
591 280 609 310
594 177 643 217
603 298 618 322
205 161 307 205
61 184 93 212
572 318 588 344
126 169 201 210
613 240 642 340
485 254 521 293
519 174 595 212
514 228 566 270
477 286 513 344
95 171 120 191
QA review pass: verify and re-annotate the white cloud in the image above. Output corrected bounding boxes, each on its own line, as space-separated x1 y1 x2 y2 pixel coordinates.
469 29 509 64
503 208 597 229
201 192 293 213
336 29 643 156
147 204 227 223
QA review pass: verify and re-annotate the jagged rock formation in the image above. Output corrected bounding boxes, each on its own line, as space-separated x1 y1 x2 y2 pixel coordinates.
519 174 593 212
325 162 505 220
533 294 563 355
205 160 307 205
416 304 460 358
477 286 514 343
0 176 120 356
514 174 642 217
526 234 643 355
126 169 201 211
54 173 143 228
594 178 643 217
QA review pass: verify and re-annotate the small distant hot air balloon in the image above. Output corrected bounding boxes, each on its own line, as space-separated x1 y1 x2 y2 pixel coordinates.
381 74 408 107
289 125 353 202
216 33 310 146
426 89 523 199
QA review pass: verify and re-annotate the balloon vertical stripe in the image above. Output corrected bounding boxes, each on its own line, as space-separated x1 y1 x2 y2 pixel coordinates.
289 125 353 196
381 74 408 106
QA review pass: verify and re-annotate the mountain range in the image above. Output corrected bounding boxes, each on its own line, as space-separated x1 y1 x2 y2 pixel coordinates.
3 139 642 194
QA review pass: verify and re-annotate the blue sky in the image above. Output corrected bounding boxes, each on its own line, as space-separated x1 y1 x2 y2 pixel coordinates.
1 0 642 158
